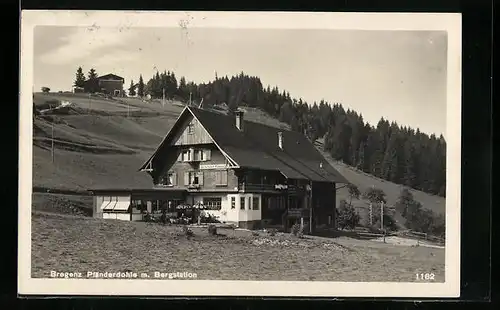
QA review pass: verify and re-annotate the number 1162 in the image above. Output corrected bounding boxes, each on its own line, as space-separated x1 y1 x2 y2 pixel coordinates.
416 273 435 281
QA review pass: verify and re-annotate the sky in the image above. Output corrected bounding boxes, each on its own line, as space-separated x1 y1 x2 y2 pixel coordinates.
33 26 448 138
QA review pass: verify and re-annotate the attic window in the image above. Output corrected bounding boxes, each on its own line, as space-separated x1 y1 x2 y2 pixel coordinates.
187 122 195 134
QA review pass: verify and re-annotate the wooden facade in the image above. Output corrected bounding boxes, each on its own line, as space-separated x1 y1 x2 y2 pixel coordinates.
97 74 124 97
154 114 239 193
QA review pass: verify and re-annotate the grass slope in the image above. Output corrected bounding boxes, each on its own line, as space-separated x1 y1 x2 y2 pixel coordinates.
31 211 445 281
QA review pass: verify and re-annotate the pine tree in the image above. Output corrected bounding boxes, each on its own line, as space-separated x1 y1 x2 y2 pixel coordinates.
178 76 187 99
128 80 136 96
85 68 99 93
381 131 403 183
74 66 86 88
402 138 417 187
357 141 366 170
170 71 178 97
137 75 145 98
153 71 161 98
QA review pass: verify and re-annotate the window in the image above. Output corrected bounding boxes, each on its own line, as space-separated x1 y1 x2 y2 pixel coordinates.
187 122 195 134
203 197 222 210
248 197 252 210
180 150 191 162
253 196 260 210
203 149 211 161
131 200 145 211
159 172 177 186
240 197 245 210
231 197 236 209
190 172 198 184
215 170 228 186
194 149 201 161
185 171 203 186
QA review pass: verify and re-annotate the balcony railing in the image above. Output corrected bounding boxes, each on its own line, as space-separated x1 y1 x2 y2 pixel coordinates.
187 183 201 190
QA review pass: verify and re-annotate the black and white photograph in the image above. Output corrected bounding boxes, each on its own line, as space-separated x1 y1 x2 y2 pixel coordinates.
19 11 462 297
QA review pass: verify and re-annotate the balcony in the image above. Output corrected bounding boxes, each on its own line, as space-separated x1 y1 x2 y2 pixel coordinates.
238 183 302 195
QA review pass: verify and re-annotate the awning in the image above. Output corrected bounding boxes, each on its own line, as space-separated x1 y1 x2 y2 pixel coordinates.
103 201 130 212
113 201 131 211
103 200 116 211
100 200 112 210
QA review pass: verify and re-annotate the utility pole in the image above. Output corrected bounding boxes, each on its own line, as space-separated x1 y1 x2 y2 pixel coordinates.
380 201 384 230
162 87 165 107
381 201 386 243
189 92 192 106
51 120 54 163
309 180 313 234
50 104 54 164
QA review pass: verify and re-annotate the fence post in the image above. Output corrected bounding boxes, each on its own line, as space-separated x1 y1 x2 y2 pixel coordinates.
369 203 373 226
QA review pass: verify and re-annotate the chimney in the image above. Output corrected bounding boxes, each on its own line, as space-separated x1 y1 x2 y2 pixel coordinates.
235 110 244 131
278 131 283 150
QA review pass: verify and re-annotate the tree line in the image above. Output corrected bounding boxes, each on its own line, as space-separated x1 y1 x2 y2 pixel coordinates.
78 68 446 197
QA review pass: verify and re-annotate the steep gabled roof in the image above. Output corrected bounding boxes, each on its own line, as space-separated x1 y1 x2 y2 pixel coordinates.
98 73 124 81
140 106 349 184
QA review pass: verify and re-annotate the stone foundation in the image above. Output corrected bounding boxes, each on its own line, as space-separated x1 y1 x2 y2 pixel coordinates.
237 220 262 230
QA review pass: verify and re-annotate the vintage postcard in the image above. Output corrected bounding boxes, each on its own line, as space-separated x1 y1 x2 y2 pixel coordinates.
19 11 462 297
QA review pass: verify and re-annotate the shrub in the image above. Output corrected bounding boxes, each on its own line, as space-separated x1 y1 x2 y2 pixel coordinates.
144 212 154 223
290 223 304 238
182 225 194 238
208 224 217 236
430 214 446 239
347 184 361 205
396 187 414 217
363 187 387 204
200 213 220 224
267 228 277 236
372 218 397 233
337 199 360 230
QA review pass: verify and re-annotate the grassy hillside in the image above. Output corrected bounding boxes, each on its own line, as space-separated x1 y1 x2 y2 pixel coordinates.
31 211 444 281
32 93 444 220
313 140 445 228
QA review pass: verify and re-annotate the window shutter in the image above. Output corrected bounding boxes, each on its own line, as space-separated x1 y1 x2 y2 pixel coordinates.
197 171 204 185
205 149 211 161
222 170 228 185
215 171 221 185
172 172 177 185
184 172 189 185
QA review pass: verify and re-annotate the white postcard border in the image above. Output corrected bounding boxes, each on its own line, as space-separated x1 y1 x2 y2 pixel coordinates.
19 11 462 297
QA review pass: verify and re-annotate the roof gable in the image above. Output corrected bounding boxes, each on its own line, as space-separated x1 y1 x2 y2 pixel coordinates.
98 74 124 81
139 107 238 171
